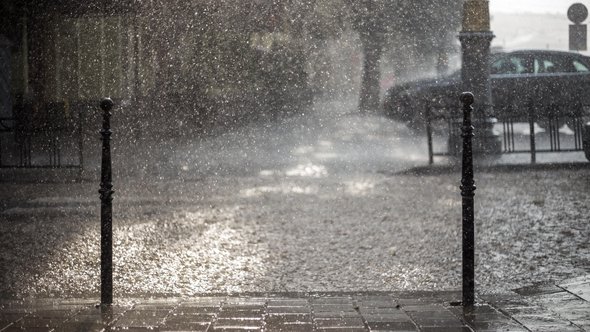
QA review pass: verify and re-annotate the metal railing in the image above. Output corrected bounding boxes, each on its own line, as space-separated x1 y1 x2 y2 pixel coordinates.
426 101 590 163
0 101 87 170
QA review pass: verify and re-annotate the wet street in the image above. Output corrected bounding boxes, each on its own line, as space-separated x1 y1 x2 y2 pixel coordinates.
0 98 589 298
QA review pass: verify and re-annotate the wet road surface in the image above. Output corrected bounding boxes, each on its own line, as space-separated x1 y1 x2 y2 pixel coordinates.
0 98 589 298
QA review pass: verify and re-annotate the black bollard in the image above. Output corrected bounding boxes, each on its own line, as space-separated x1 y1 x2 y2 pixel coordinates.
99 98 114 306
460 92 476 308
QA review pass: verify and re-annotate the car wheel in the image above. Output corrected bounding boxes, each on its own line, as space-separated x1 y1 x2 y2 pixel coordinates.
392 96 414 122
563 103 585 133
536 104 585 133
565 118 581 133
535 119 552 134
407 99 434 133
384 94 400 119
536 119 583 135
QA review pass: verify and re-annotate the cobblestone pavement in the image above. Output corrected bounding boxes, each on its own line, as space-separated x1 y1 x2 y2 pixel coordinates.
1 275 588 331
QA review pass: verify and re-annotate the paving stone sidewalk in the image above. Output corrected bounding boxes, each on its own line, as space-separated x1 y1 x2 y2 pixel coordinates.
1 275 589 332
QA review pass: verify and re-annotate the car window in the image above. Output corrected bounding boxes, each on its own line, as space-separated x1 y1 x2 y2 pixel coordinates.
534 59 559 73
573 60 589 72
532 55 589 74
491 56 530 75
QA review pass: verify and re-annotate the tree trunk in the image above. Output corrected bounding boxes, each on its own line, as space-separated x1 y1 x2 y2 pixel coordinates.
359 33 383 113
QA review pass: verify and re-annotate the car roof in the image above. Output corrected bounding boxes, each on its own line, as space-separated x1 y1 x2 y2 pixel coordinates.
494 49 589 59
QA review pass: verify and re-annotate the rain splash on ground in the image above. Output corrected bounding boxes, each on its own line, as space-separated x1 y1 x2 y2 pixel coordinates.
0 97 589 298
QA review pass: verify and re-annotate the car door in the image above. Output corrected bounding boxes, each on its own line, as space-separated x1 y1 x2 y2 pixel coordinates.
490 53 534 119
569 57 590 107
533 54 590 117
530 53 573 114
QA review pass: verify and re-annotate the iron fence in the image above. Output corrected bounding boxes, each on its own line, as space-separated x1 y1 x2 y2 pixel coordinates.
426 102 590 164
0 101 87 169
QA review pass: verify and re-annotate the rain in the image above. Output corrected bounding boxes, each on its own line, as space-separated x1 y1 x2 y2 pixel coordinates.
0 0 589 304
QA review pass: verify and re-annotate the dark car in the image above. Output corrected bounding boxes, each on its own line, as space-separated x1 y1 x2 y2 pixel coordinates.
383 49 590 127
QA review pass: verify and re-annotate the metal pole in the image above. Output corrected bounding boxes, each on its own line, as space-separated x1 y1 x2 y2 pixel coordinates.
460 92 476 308
426 105 434 165
99 98 114 305
78 104 84 181
528 105 536 164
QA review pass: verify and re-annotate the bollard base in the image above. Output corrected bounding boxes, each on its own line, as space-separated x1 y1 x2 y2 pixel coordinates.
449 300 479 313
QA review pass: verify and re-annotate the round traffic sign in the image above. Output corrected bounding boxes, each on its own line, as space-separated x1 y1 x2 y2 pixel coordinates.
568 3 588 24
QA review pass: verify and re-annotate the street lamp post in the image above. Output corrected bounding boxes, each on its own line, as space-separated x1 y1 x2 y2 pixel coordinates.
459 0 501 156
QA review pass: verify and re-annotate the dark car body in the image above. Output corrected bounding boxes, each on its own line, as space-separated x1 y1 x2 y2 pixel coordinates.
383 50 590 123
